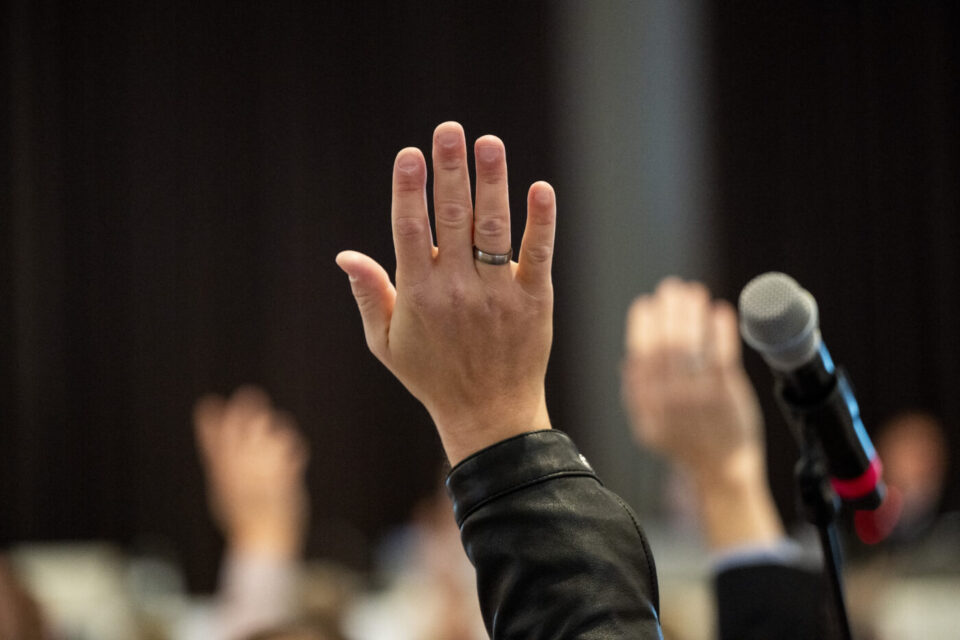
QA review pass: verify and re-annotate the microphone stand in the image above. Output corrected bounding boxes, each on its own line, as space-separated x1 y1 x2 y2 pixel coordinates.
775 376 856 640
794 445 853 640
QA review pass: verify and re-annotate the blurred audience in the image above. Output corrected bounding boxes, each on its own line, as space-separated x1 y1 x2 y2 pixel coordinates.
343 479 486 640
4 285 953 640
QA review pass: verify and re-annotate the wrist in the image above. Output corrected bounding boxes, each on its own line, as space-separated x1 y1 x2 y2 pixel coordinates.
692 448 784 551
228 530 302 560
225 513 306 560
435 397 552 465
689 444 767 493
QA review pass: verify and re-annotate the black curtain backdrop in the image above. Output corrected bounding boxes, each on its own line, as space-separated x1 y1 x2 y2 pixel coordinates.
708 3 960 523
3 1 562 590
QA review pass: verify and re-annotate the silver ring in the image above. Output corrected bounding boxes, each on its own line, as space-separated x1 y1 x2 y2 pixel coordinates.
473 246 513 265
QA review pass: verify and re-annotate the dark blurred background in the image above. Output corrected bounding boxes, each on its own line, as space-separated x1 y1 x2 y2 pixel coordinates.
3 0 958 591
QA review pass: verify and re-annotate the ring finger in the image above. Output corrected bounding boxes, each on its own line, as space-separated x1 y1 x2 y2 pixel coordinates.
473 135 513 280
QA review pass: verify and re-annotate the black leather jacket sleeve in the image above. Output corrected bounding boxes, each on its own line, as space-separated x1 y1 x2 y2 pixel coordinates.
446 430 664 639
715 562 826 640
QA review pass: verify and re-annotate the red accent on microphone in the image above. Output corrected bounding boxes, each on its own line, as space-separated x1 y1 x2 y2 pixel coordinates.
830 457 883 500
854 485 903 545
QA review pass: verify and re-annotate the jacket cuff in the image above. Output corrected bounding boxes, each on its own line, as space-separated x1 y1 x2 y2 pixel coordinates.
445 430 599 527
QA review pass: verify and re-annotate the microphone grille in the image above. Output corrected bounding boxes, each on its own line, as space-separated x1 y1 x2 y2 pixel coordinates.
738 272 819 368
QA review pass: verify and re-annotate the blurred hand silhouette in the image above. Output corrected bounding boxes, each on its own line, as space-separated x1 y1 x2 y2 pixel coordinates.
194 386 309 558
623 278 782 549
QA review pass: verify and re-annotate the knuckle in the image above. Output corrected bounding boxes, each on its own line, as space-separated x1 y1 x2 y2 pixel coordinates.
354 290 378 313
394 216 427 238
436 154 465 171
480 290 528 325
445 278 469 309
395 179 422 193
479 290 503 316
530 203 556 225
475 215 508 240
522 243 552 264
436 202 472 229
407 282 431 309
478 168 506 186
395 170 424 192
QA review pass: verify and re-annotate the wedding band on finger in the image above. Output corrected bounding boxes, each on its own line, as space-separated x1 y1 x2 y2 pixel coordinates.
473 246 513 265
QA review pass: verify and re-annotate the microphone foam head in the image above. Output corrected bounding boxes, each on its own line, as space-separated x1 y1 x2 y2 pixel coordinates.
738 272 820 370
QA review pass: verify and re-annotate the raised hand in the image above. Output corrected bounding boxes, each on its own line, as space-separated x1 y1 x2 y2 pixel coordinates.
194 386 309 558
622 278 762 480
336 122 556 465
622 278 782 549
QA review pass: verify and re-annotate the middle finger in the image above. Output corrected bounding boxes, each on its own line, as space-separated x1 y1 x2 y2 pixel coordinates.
432 122 474 269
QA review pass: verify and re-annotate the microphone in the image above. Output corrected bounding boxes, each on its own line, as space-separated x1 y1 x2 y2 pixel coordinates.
738 272 884 510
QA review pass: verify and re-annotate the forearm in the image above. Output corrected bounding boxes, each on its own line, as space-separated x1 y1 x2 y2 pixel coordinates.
693 447 784 551
447 430 663 639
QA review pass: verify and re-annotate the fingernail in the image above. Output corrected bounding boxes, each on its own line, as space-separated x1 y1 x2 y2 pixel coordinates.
437 130 460 149
477 144 500 164
397 153 419 174
535 187 553 205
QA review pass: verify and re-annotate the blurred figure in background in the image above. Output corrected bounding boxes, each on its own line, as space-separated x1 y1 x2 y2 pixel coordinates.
343 477 486 640
855 411 951 550
622 278 824 640
846 411 960 640
189 386 313 640
191 385 482 640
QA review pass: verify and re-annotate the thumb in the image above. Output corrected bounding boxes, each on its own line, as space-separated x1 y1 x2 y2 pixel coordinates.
336 250 396 358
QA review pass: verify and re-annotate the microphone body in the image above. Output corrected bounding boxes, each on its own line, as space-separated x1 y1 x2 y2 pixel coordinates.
739 273 884 510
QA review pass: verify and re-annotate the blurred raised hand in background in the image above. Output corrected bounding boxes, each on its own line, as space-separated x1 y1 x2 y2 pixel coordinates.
193 386 310 640
622 278 782 551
